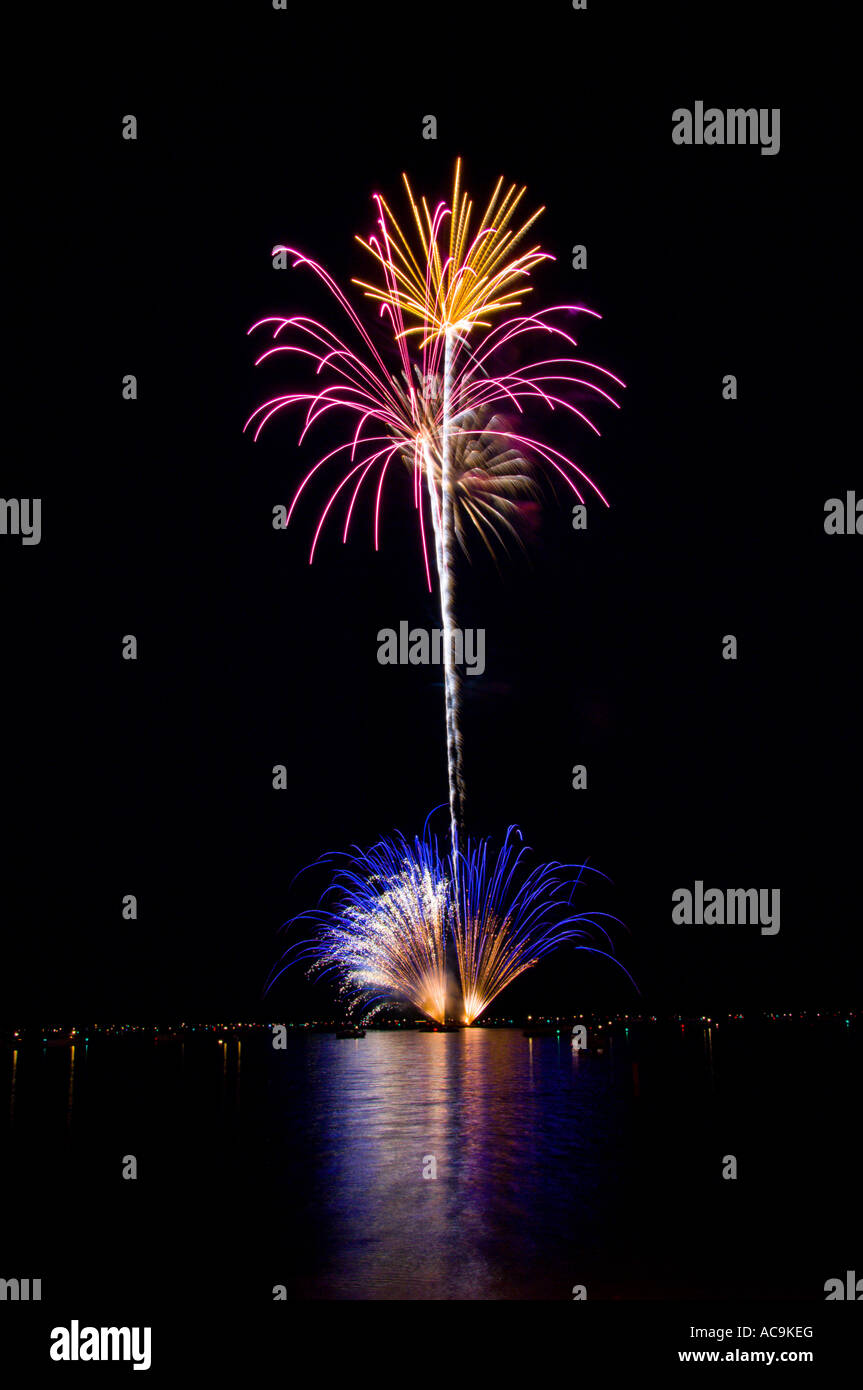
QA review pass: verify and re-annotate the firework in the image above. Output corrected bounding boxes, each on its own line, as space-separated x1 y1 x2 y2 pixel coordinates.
246 161 624 863
353 159 549 342
452 825 638 1024
265 816 636 1024
266 823 452 1023
355 160 622 864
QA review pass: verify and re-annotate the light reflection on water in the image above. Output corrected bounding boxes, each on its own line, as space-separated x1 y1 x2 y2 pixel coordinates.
66 1044 76 1127
9 1048 17 1123
3 1025 858 1299
266 1030 628 1299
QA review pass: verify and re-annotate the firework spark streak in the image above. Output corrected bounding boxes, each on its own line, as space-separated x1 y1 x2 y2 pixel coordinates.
266 824 452 1023
451 825 638 1024
265 819 636 1023
245 160 624 864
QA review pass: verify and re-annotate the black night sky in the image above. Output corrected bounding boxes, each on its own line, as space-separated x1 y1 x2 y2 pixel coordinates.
4 1 858 1024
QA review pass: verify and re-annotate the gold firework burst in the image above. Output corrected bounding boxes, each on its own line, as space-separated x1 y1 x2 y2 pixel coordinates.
354 157 547 344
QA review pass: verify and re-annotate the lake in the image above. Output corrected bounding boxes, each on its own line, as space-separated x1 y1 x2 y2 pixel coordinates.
1 1021 858 1302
